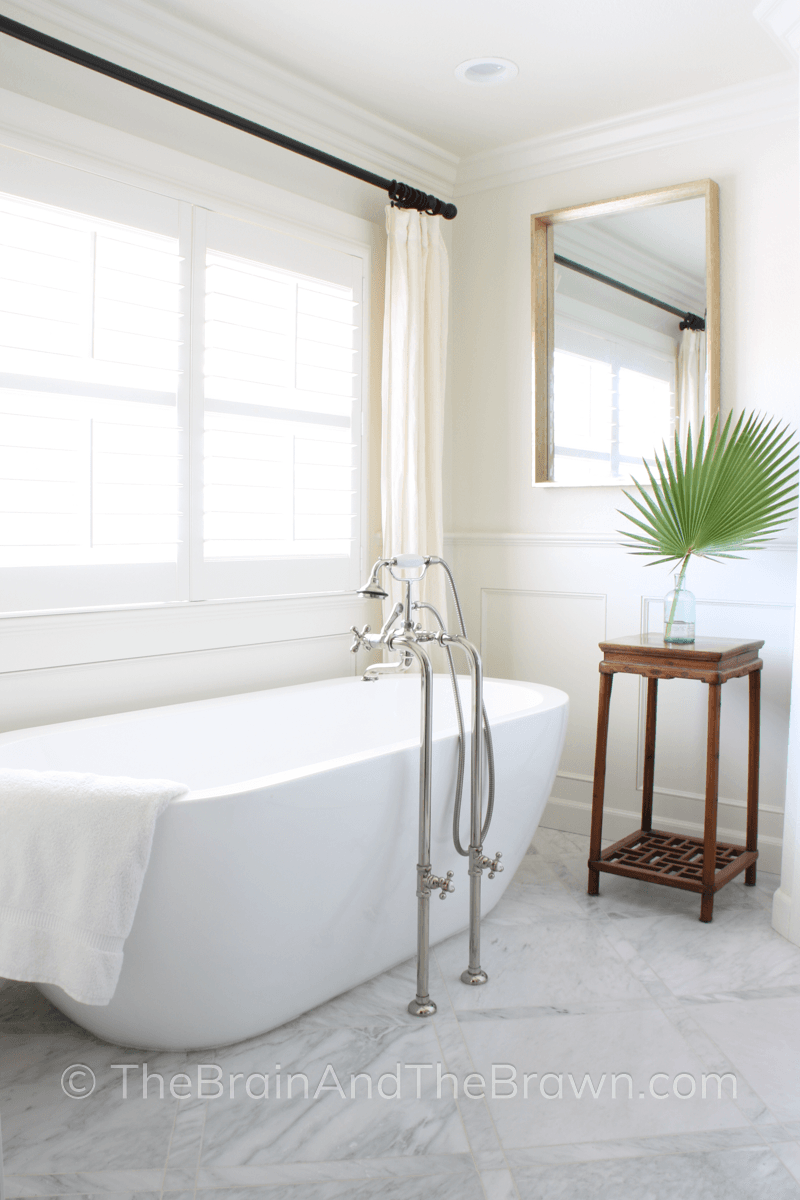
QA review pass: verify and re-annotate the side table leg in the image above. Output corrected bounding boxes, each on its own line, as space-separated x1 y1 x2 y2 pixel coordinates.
641 678 658 833
745 669 761 886
701 681 722 922
588 671 613 895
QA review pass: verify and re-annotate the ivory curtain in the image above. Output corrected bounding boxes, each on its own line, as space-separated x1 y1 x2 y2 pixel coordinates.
381 206 449 621
676 327 707 445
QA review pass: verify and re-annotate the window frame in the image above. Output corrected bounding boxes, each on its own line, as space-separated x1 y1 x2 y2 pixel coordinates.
0 147 369 615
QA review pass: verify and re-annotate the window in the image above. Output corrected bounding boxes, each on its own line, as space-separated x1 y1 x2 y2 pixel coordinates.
553 311 675 485
0 155 364 613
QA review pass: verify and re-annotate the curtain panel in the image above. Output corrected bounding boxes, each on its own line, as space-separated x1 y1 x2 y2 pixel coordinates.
380 206 449 621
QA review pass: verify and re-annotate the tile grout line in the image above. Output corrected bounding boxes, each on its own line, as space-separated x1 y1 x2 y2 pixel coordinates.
160 1100 181 1200
432 949 522 1200
191 1101 208 1199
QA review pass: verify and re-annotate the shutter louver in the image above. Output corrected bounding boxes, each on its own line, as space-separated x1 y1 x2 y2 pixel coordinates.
203 249 356 562
0 191 182 570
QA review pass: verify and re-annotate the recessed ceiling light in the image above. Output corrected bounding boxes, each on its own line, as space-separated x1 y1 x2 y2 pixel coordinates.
454 57 518 85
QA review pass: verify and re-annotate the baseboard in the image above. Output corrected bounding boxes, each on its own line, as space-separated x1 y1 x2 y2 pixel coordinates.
772 887 794 940
541 794 783 875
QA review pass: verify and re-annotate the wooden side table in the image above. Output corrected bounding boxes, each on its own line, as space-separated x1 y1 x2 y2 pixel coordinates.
588 634 763 922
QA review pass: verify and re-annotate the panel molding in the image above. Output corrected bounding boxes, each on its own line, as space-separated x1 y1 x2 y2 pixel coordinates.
0 592 373 674
480 585 608 654
0 629 357 734
446 531 797 552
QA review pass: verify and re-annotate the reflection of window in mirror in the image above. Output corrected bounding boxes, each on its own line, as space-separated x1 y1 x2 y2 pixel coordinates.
532 181 719 486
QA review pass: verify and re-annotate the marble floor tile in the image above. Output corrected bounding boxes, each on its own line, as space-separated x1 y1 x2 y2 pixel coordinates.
505 848 560 886
0 983 82 1038
685 995 800 1122
164 1098 206 1173
774 1143 800 1186
460 1007 748 1150
483 880 588 926
189 1178 485 1200
0 1034 179 1174
2 1172 164 1197
598 905 800 998
481 1167 520 1199
530 829 592 862
2 826 797 1190
513 1146 800 1199
435 916 653 1013
194 1153 476 1188
196 1019 470 1167
296 957 429 1033
505 1126 765 1166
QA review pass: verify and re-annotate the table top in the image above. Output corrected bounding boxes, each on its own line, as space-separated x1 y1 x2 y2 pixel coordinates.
600 634 765 663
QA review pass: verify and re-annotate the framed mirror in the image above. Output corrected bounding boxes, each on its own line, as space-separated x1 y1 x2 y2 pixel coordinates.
532 179 719 485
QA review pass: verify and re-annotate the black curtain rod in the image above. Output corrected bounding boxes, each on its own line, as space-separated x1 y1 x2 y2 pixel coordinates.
0 13 457 220
554 253 704 331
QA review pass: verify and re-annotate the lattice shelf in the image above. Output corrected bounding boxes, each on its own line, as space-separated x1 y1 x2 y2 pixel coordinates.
592 828 756 895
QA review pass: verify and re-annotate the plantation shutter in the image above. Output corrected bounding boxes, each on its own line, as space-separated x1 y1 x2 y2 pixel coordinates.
0 150 365 614
192 210 363 600
0 150 186 612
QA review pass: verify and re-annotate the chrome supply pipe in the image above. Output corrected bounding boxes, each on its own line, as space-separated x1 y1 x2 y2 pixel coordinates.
389 634 454 1016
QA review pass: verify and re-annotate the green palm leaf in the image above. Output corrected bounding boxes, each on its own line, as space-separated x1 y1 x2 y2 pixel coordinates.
618 413 799 574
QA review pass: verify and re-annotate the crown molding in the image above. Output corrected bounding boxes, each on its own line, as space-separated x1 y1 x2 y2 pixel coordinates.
754 0 800 61
454 72 798 196
0 0 458 198
1 1 796 205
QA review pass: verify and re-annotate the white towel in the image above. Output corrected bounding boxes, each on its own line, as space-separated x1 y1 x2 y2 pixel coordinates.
0 769 188 1006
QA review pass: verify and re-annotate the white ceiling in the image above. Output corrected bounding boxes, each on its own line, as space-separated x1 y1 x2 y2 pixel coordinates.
149 0 790 156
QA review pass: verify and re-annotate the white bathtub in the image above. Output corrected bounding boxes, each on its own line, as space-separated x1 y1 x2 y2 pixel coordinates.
0 673 568 1050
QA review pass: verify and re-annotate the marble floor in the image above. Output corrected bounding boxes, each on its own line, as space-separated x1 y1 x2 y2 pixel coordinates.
2 828 800 1200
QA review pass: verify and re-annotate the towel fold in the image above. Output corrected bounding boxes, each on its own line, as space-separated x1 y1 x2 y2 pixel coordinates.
0 768 188 1006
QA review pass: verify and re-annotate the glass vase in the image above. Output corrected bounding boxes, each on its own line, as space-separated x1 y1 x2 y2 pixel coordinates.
663 572 695 644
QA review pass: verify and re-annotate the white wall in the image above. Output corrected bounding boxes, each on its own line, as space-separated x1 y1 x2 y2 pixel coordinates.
445 119 800 872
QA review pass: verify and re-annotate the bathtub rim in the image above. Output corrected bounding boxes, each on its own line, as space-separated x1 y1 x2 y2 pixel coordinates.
0 674 568 804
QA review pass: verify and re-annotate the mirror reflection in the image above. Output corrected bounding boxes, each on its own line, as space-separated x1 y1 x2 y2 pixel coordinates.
532 181 719 486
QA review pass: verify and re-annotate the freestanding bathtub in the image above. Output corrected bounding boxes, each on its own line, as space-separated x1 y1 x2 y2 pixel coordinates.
0 673 568 1050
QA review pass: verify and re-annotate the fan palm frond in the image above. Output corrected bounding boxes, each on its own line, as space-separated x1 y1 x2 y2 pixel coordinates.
619 412 799 571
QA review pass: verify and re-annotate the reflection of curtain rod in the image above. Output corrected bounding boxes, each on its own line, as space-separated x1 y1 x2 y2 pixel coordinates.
554 253 705 331
0 14 457 220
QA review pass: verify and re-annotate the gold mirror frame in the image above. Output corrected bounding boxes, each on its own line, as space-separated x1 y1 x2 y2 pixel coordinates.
531 179 720 484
